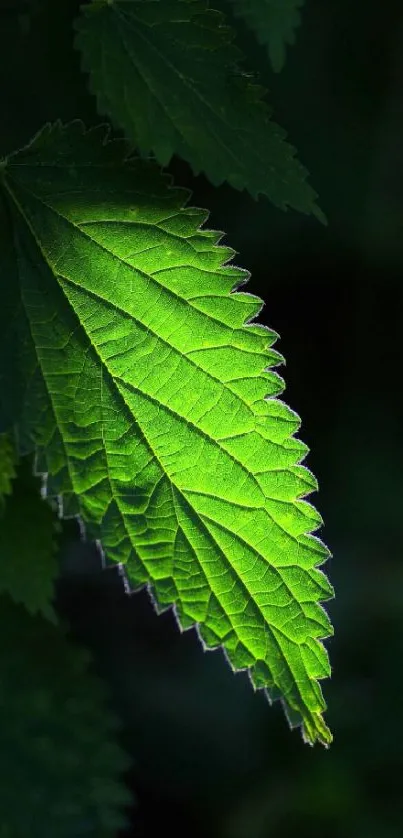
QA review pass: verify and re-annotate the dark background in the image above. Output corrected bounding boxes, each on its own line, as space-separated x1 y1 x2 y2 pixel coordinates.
2 0 403 835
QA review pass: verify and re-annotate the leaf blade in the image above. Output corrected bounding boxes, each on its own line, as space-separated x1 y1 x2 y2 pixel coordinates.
230 0 305 73
74 0 325 221
1 121 333 743
0 450 60 624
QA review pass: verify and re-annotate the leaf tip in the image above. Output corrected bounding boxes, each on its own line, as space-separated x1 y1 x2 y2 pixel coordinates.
302 713 333 747
313 204 328 226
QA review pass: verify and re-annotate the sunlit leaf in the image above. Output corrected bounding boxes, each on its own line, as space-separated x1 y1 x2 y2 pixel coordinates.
0 120 333 743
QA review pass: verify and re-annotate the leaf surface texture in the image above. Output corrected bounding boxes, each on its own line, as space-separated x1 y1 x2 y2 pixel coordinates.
74 0 324 220
0 121 333 743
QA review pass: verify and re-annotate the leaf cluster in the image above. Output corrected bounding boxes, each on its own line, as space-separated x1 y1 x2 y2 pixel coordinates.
0 8 333 819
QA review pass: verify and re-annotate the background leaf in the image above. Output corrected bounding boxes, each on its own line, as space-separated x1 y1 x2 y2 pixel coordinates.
0 454 60 624
74 0 325 221
0 120 333 744
228 0 304 73
0 595 133 837
0 433 17 501
0 190 40 434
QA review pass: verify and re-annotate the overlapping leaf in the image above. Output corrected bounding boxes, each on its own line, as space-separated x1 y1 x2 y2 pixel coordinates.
0 434 60 623
229 0 304 73
0 455 60 624
0 596 133 836
0 121 333 743
74 0 325 221
0 433 17 501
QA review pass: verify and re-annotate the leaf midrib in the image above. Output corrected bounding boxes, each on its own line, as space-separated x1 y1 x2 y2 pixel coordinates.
6 171 310 547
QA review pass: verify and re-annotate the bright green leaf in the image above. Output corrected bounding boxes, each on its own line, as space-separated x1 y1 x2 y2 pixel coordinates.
74 0 325 222
0 120 333 744
229 0 304 73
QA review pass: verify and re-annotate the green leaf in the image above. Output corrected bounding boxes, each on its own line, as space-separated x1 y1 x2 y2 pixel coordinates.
0 455 60 624
0 433 17 501
229 0 304 73
0 595 134 837
0 190 39 434
74 0 325 222
0 435 61 620
0 120 333 744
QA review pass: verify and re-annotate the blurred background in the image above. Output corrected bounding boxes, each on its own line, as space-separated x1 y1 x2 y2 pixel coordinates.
2 0 403 835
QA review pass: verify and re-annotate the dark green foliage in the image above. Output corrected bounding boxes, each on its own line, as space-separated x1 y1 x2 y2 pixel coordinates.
3 0 381 833
74 0 325 219
229 0 304 73
0 453 60 623
0 596 133 837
